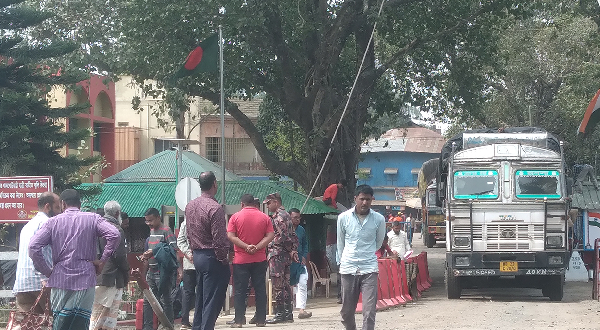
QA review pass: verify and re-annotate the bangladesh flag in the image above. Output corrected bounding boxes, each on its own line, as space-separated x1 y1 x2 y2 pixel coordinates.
173 33 219 80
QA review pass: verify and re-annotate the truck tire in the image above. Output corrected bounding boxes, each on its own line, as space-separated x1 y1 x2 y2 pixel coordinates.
446 267 461 299
544 274 564 301
426 233 436 248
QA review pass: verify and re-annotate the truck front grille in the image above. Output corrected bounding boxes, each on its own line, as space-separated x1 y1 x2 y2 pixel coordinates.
452 224 545 251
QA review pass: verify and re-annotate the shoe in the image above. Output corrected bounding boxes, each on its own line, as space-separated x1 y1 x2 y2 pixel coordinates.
230 324 243 328
180 325 192 330
298 310 312 319
227 317 246 325
284 302 294 322
255 323 266 327
337 298 342 304
248 316 256 324
265 305 286 324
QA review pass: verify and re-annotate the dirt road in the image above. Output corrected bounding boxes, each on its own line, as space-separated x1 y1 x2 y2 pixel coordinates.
128 236 600 329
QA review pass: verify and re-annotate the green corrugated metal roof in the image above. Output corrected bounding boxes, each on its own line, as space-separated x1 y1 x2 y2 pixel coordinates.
79 180 337 217
571 183 600 209
105 150 241 182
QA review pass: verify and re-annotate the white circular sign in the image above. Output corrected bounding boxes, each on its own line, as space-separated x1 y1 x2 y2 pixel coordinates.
175 177 201 211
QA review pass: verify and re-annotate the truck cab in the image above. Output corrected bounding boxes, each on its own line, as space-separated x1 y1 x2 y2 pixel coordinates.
441 129 569 300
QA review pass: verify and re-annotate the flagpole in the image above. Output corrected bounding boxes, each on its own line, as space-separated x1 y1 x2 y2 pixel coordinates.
219 25 226 205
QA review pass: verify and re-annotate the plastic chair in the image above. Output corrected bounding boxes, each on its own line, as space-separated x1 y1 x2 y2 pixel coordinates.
309 260 330 298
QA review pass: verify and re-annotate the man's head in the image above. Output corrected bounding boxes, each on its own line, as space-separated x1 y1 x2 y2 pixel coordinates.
337 179 348 189
289 208 301 227
37 192 60 217
199 171 217 194
263 192 282 213
104 200 122 223
392 220 402 234
60 189 81 210
240 194 255 208
121 212 130 230
144 207 161 229
354 185 374 215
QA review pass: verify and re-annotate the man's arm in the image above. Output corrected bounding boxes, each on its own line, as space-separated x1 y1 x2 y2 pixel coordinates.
255 231 275 251
96 217 120 262
336 215 345 265
177 221 193 262
375 218 386 253
227 231 249 250
211 206 230 262
299 227 309 260
29 220 53 278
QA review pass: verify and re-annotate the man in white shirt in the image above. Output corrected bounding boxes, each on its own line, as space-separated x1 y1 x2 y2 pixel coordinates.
387 221 412 259
176 219 195 330
13 192 61 312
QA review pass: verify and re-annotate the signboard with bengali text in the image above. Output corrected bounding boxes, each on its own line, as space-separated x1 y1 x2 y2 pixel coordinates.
0 176 52 222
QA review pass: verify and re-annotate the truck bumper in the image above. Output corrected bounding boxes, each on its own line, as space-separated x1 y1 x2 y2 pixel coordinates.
446 251 568 277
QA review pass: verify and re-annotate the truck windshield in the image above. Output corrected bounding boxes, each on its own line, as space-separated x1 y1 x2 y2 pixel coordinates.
453 170 499 199
515 170 561 199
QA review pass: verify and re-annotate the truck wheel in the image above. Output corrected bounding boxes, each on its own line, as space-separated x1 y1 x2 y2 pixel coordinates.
446 267 461 299
545 274 564 301
426 233 436 248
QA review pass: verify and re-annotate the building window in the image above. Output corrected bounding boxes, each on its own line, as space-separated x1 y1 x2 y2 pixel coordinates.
206 137 255 167
206 137 220 163
154 139 178 154
93 123 102 152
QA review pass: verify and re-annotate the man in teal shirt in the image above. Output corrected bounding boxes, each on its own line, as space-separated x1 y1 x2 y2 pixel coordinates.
337 185 386 330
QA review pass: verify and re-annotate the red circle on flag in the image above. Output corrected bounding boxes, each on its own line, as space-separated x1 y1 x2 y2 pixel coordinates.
184 47 203 70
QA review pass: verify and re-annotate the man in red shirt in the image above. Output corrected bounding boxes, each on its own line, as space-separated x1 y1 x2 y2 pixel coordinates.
227 194 275 327
323 179 347 209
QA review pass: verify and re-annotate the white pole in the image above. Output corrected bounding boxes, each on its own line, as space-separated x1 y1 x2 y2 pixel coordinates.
219 25 226 205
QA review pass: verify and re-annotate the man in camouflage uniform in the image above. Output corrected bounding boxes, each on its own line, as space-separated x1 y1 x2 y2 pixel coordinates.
263 193 299 324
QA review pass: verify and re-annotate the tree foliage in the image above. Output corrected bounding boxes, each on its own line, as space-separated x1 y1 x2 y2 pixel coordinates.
462 0 600 167
0 0 97 190
32 0 535 194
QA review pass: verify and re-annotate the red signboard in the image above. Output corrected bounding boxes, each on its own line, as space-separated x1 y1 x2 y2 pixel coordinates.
0 176 53 222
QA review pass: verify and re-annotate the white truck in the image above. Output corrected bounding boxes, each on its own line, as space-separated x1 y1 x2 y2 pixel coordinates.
438 128 569 300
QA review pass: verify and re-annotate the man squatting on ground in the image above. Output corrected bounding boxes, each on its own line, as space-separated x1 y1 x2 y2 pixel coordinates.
29 189 121 330
263 192 299 324
337 184 386 330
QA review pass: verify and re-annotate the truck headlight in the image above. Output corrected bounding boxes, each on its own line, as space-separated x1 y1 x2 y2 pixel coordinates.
548 255 563 265
455 256 470 266
546 236 563 248
453 236 471 247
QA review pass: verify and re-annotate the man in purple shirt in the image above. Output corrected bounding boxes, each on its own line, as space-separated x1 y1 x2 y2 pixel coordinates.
185 171 231 330
29 189 120 330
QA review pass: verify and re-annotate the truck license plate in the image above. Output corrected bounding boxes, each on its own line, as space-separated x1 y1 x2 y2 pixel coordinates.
500 261 518 272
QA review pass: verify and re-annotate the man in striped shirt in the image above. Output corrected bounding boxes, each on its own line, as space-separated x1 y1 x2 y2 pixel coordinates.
13 192 61 312
29 189 121 330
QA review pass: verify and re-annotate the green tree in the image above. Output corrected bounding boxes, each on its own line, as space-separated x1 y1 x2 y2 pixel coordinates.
33 0 532 194
0 0 97 190
464 0 600 167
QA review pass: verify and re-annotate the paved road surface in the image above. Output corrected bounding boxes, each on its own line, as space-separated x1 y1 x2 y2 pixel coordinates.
125 234 600 329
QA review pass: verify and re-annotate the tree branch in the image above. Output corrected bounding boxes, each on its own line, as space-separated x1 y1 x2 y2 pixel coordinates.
198 90 309 188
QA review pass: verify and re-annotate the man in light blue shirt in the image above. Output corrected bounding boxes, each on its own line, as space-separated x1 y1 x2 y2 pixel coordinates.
337 185 385 330
13 192 60 312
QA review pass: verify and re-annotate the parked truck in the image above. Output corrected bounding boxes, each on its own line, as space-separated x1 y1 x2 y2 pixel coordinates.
438 127 569 300
418 158 445 248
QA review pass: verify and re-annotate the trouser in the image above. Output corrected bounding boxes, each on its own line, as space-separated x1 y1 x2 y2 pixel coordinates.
340 272 378 330
268 255 292 305
233 261 268 324
294 266 308 309
193 249 230 330
181 269 197 326
143 270 175 330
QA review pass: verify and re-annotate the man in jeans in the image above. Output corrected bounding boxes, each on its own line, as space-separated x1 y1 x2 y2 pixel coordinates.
227 194 274 327
140 207 180 330
337 185 386 330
